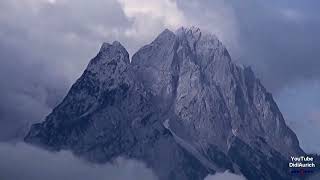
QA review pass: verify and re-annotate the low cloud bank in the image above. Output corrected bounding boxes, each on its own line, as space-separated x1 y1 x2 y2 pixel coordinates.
204 171 246 180
0 143 158 180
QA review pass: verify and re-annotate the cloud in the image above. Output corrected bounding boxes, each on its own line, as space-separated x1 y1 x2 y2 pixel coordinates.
229 0 320 92
280 8 305 22
176 0 240 57
0 143 158 180
118 0 186 35
276 80 320 153
204 171 246 180
309 111 320 127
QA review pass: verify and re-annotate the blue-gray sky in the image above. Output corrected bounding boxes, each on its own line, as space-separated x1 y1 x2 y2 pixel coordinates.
0 0 319 153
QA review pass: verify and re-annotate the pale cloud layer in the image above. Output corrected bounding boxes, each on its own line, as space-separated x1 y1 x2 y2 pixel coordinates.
204 171 246 180
276 80 320 153
280 8 305 22
0 143 158 180
118 0 186 39
176 0 240 57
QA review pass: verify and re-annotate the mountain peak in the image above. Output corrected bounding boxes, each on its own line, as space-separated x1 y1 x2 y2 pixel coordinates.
99 41 128 57
176 26 201 37
100 42 111 51
175 26 219 43
174 26 226 60
86 41 130 83
112 40 122 46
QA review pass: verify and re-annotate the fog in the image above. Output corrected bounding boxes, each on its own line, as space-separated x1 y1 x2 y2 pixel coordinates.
0 143 158 180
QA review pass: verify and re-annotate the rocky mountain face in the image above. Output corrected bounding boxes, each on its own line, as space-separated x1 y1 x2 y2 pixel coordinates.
25 27 304 180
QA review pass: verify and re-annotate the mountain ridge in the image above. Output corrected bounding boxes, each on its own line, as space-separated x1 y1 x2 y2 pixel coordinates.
25 26 304 180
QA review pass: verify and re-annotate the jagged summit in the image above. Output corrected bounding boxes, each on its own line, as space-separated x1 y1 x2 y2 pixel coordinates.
174 26 219 43
86 40 130 84
99 41 127 54
25 26 304 180
176 26 202 35
96 41 129 62
175 26 220 48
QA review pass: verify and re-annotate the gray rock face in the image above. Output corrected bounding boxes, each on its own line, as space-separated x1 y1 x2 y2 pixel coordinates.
25 27 304 180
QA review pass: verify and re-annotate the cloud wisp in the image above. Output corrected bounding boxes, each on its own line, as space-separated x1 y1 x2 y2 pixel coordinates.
204 171 246 180
0 143 158 180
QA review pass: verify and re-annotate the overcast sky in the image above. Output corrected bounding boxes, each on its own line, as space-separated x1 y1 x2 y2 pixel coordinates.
0 0 319 153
